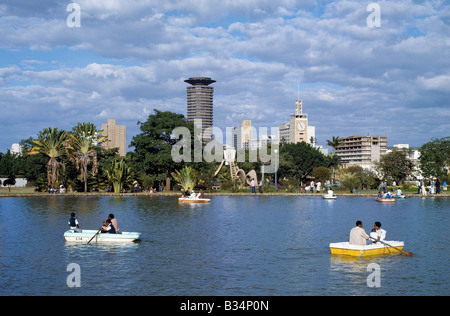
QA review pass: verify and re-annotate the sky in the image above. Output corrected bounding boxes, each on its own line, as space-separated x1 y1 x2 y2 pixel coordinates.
0 0 449 153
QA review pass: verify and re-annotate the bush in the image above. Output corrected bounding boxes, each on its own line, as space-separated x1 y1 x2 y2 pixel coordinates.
340 172 362 192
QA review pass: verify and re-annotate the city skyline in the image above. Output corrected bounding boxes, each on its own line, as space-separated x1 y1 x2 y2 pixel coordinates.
0 1 449 153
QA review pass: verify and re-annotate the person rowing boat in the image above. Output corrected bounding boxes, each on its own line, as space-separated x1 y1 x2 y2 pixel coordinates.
100 219 116 234
100 213 119 234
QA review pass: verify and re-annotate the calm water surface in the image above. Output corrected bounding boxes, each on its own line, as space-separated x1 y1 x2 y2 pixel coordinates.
0 195 448 296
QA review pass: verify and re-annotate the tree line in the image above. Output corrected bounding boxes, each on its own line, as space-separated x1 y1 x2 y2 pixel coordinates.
0 109 449 193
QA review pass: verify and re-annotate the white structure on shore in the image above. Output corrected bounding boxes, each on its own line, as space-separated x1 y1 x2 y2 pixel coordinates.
10 143 23 155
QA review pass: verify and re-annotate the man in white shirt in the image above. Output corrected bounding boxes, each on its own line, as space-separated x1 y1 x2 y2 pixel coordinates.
349 221 370 245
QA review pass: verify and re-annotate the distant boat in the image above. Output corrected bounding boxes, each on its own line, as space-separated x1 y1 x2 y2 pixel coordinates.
179 197 210 203
64 230 141 243
329 241 405 257
393 194 407 199
322 194 337 200
376 197 396 203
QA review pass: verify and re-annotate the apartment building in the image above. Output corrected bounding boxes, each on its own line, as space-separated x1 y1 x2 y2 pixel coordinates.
101 119 127 156
334 135 388 165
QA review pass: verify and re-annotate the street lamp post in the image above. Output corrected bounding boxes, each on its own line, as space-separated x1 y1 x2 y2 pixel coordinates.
274 149 278 192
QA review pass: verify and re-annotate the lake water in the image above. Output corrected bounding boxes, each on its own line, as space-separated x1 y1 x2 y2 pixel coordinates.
0 195 448 296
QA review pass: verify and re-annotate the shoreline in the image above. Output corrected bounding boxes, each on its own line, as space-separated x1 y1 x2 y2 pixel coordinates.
1 191 448 198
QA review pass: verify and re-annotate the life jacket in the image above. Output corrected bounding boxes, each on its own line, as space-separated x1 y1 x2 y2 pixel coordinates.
107 223 116 234
69 217 77 227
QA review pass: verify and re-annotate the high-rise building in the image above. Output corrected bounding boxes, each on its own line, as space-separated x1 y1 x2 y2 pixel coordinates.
278 99 315 145
232 120 252 149
334 135 388 165
101 119 127 156
185 77 216 141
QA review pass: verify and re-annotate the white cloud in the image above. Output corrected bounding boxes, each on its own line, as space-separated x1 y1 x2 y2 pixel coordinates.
0 0 449 151
417 74 450 92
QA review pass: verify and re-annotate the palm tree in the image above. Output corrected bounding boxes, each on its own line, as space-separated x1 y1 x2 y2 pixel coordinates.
67 123 108 192
172 166 197 192
28 127 68 189
326 136 342 153
106 159 132 193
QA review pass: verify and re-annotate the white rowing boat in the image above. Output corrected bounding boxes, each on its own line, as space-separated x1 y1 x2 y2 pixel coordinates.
322 194 337 200
64 230 142 243
179 197 210 203
376 197 396 203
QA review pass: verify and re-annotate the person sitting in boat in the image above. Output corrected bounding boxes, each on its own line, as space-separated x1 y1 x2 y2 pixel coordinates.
185 187 191 197
100 219 116 234
108 214 119 233
396 188 403 196
68 212 81 232
349 221 370 245
198 189 204 199
374 221 386 242
384 191 392 199
370 228 378 244
328 188 334 196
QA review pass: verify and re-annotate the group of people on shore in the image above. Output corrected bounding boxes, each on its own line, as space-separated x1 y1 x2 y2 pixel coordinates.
417 179 447 196
349 221 386 245
68 213 119 234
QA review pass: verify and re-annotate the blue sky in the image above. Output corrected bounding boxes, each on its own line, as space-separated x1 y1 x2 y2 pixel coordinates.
0 0 449 153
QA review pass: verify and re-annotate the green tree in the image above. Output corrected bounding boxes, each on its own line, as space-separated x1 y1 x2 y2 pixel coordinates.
67 122 108 192
278 142 328 183
129 109 195 183
172 165 197 191
28 128 68 189
106 159 132 193
340 172 362 192
419 137 450 180
313 166 331 184
0 150 15 176
326 136 342 153
3 174 16 192
377 149 414 184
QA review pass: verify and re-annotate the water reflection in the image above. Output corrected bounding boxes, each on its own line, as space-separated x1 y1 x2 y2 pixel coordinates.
0 195 448 295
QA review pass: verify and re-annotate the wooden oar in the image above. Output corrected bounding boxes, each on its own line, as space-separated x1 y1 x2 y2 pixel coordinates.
86 228 102 245
370 237 413 256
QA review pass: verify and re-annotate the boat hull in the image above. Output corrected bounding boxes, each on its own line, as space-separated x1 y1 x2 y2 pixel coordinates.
329 241 404 257
323 194 337 199
393 195 406 199
179 198 210 203
64 230 141 243
376 197 395 202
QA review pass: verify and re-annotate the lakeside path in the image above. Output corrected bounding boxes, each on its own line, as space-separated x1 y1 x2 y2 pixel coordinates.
1 191 448 198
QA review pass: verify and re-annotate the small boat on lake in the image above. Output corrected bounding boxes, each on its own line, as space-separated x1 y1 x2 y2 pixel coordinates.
179 197 210 203
64 230 142 243
322 194 337 200
393 194 407 199
329 241 405 257
376 197 396 203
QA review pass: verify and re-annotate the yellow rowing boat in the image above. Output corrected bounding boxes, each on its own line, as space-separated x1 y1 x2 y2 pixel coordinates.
329 241 405 257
